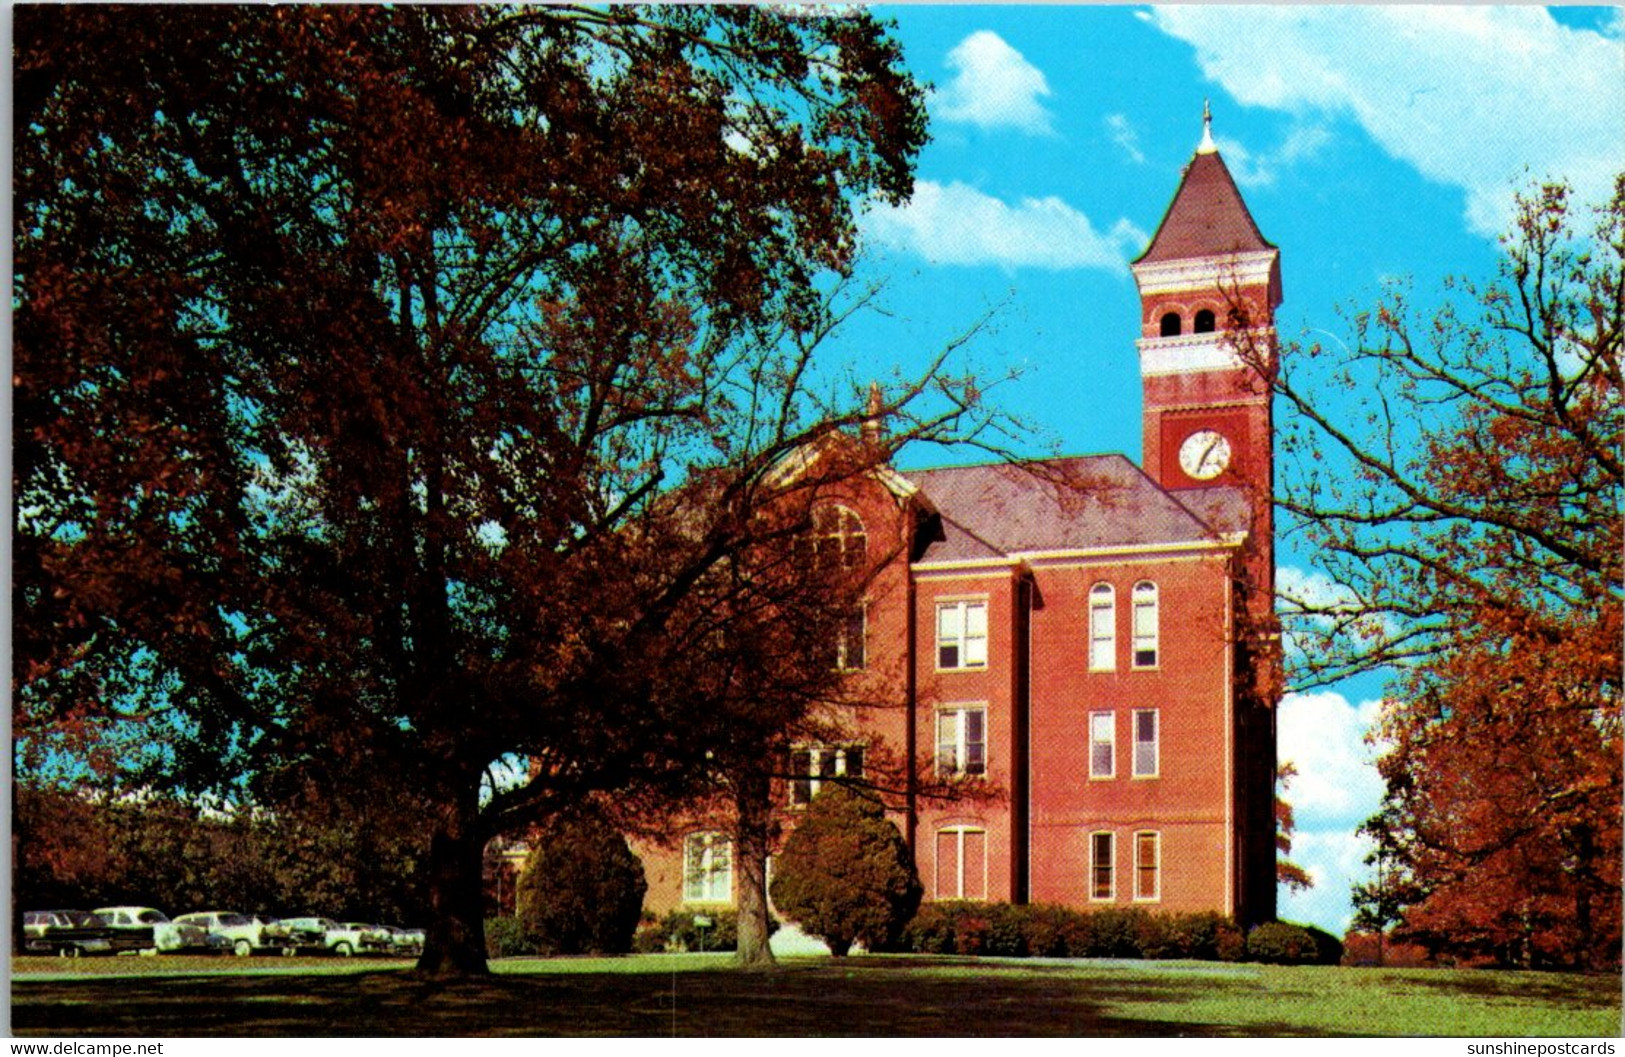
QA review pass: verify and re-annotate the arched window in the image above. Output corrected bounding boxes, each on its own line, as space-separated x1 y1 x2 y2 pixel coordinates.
1159 312 1182 337
810 505 866 570
1132 581 1159 668
1088 583 1115 671
1193 308 1216 334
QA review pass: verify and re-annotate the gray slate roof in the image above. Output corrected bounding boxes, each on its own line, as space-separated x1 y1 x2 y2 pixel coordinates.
903 455 1247 564
1134 149 1274 264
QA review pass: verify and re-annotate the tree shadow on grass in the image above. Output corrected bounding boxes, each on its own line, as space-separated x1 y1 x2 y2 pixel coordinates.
13 961 1273 1037
1399 970 1622 1010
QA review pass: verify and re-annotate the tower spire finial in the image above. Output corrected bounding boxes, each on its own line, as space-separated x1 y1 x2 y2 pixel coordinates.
861 380 886 445
1198 98 1216 154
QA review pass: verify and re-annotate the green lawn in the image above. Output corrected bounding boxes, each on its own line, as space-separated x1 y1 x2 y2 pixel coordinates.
10 954 1620 1037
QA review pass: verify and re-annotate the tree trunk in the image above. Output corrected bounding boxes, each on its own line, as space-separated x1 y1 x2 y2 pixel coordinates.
415 788 490 976
733 769 777 969
1571 824 1595 971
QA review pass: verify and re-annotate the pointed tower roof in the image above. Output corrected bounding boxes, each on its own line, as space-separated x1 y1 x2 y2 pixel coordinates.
1134 106 1274 264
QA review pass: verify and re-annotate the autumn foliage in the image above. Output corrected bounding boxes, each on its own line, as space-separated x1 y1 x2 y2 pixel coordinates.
12 5 1006 976
1263 178 1623 969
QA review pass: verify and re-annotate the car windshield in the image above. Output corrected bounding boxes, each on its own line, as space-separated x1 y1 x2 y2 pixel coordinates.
217 913 250 926
138 910 168 924
64 911 103 926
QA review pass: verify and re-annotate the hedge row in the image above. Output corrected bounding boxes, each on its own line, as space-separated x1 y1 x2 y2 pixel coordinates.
900 902 1342 965
495 905 1341 964
633 909 779 953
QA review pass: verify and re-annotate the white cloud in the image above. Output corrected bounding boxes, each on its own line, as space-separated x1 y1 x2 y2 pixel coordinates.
1147 6 1625 235
1277 688 1387 933
862 180 1142 271
1218 125 1334 188
1106 113 1145 164
1276 564 1402 672
1278 689 1385 828
1279 828 1376 933
933 31 1056 135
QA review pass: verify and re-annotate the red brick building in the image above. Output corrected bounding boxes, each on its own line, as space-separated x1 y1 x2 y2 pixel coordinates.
641 116 1281 928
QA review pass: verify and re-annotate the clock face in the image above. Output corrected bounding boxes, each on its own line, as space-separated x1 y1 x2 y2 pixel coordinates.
1178 429 1232 481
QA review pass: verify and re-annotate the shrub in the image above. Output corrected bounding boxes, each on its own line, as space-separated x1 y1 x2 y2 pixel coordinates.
981 902 1029 957
1155 911 1240 960
632 915 667 954
1302 924 1345 966
900 902 959 954
769 786 922 957
1079 907 1150 958
1019 903 1077 958
485 916 537 959
642 908 775 952
1341 930 1436 968
1133 913 1179 960
514 811 648 956
895 902 1252 962
1245 921 1321 964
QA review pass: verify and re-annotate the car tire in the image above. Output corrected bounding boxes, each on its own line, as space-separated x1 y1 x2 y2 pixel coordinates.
283 947 296 957
334 941 353 957
60 945 81 959
233 939 252 957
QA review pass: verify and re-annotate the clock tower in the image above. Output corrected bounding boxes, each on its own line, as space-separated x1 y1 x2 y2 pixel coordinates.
1132 106 1282 927
1131 104 1279 503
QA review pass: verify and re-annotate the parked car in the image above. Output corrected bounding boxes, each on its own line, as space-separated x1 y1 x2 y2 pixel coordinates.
172 911 279 956
92 907 218 954
276 916 336 954
20 910 115 957
249 915 326 955
378 926 425 957
340 923 394 956
278 917 388 956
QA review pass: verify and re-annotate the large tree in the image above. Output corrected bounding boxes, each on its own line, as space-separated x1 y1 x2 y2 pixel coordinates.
14 6 1002 975
1251 178 1622 968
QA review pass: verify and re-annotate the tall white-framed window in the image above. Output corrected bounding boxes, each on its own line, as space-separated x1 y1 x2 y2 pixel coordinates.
1132 708 1159 778
1090 831 1115 901
936 600 988 670
935 826 987 900
1088 584 1116 671
1134 831 1161 902
810 504 867 570
683 832 733 903
936 706 987 777
1131 581 1159 668
834 604 866 671
788 745 865 807
1089 711 1115 779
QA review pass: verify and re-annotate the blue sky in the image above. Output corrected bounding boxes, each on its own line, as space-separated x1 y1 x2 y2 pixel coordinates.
825 5 1625 932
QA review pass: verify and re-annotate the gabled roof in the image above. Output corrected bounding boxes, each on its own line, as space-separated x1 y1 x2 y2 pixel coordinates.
903 455 1241 563
762 430 927 508
1134 149 1274 264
